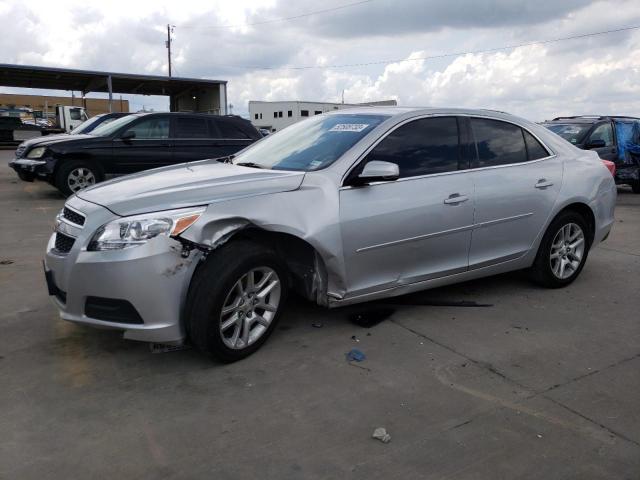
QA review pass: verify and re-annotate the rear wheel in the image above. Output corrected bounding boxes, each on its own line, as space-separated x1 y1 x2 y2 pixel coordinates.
55 161 100 196
530 211 590 288
186 240 288 362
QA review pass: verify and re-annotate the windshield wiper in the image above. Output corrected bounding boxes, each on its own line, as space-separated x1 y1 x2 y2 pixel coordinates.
235 161 267 169
215 154 235 163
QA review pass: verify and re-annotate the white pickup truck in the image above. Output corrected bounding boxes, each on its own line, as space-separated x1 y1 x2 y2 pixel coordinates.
0 106 88 145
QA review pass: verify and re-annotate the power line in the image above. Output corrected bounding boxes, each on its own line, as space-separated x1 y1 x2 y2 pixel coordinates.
178 0 373 30
209 24 640 71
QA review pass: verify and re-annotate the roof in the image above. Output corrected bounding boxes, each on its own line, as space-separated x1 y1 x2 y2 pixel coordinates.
0 64 226 96
546 115 640 123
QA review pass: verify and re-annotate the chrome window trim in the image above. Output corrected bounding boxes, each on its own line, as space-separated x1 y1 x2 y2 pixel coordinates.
340 113 557 189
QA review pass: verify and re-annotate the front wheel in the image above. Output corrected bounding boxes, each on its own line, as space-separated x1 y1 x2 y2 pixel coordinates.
186 240 288 362
55 161 100 196
530 211 590 288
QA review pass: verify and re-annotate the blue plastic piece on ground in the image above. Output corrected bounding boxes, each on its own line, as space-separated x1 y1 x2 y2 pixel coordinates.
346 348 366 362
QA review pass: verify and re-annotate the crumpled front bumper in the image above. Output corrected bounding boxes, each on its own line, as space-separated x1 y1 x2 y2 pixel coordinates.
44 196 200 344
9 157 54 180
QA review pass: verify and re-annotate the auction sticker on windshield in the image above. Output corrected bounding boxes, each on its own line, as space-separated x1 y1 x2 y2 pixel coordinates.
329 124 369 132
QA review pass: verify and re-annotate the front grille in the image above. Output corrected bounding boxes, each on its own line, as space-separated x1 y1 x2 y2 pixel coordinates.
85 297 144 324
62 207 85 226
15 145 27 158
54 232 75 253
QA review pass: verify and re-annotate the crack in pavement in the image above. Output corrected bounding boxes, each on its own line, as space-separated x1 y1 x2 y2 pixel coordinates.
390 318 640 449
537 352 640 395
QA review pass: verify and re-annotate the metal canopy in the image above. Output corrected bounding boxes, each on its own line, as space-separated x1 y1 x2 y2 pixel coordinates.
0 64 226 97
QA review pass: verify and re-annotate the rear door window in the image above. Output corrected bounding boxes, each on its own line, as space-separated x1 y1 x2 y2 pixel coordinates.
216 120 250 139
470 118 527 167
174 117 210 138
366 117 460 178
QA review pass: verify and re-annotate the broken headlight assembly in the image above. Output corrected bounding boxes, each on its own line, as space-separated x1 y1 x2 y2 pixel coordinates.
87 207 206 251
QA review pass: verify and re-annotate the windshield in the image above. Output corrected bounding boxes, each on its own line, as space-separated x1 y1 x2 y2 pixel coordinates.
232 113 388 171
71 115 104 135
544 123 591 144
90 115 140 137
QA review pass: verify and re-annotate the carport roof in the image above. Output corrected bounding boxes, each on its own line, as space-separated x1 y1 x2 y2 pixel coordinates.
0 64 226 96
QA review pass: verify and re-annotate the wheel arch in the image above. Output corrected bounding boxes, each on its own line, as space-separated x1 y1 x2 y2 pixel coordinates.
187 223 331 307
551 201 596 246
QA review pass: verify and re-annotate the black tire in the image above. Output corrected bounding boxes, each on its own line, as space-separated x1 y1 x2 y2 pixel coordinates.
632 180 640 194
186 240 288 362
54 160 101 197
530 210 591 288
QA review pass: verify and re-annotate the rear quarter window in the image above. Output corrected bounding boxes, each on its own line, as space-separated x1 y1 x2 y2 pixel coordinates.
216 120 251 139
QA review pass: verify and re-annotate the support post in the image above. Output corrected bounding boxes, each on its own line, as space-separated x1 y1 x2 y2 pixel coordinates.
107 75 113 113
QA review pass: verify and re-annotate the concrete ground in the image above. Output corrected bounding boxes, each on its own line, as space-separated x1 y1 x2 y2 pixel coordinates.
0 148 638 479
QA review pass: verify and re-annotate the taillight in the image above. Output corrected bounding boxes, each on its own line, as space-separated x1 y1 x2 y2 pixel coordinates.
602 160 616 177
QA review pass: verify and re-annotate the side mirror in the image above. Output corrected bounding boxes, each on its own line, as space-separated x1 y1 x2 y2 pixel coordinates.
351 160 399 186
587 139 606 149
120 130 136 141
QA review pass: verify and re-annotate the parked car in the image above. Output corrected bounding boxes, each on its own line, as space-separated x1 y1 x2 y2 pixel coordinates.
45 107 616 361
9 112 261 195
0 116 43 145
542 116 640 193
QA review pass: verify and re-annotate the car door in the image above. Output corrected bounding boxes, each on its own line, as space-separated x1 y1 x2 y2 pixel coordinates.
172 115 219 163
111 115 172 173
339 116 475 297
467 117 563 269
213 118 255 157
586 121 617 161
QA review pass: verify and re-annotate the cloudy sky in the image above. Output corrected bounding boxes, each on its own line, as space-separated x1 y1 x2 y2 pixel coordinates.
1 0 639 120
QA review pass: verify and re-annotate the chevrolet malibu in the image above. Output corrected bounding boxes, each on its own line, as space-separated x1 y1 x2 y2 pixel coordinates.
45 107 616 361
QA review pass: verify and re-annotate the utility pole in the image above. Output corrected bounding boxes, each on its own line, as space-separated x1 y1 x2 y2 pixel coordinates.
166 24 173 77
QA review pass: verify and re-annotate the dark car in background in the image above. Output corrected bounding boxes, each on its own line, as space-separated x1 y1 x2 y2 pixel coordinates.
9 112 261 195
542 115 640 193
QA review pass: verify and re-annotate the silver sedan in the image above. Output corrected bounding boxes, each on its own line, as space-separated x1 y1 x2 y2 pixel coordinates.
45 107 616 361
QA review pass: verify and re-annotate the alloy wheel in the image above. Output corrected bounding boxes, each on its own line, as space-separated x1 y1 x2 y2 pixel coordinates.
219 267 281 349
67 167 96 192
550 222 585 279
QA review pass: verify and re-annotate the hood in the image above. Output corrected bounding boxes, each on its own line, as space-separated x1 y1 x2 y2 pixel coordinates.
20 134 94 152
77 159 306 216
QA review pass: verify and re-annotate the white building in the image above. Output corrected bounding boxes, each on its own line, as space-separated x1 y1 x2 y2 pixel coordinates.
249 99 397 132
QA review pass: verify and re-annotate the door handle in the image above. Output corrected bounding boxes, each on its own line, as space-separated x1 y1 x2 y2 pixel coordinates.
444 193 469 205
535 179 554 189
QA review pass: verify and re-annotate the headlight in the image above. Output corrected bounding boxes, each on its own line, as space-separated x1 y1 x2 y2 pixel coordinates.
87 207 206 251
26 146 47 159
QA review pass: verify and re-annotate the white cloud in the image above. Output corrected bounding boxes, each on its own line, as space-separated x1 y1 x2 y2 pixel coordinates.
1 0 640 120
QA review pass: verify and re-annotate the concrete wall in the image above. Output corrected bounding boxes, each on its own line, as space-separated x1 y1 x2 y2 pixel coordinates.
0 92 129 117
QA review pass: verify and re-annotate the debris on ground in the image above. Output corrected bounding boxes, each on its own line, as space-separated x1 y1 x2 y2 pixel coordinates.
0 260 14 265
311 322 323 328
149 343 192 354
372 427 391 443
349 307 395 328
351 335 360 342
345 349 366 362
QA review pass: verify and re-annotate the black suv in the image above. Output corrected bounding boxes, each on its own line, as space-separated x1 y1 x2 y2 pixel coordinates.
542 115 640 193
9 112 261 196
